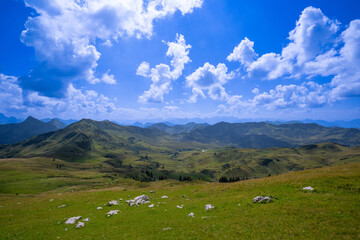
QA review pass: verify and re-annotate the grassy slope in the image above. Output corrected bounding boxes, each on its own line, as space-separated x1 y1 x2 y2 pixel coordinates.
0 163 359 239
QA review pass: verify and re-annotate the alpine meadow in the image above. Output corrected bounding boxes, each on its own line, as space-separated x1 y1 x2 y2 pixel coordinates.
0 0 360 239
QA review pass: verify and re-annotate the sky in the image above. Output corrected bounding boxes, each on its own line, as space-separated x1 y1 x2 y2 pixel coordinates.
0 0 360 122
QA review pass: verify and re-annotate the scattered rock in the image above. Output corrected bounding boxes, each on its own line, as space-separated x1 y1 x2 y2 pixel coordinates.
205 204 214 211
50 199 54 202
182 195 187 198
188 212 195 217
65 216 82 224
128 195 150 206
150 190 155 193
176 205 183 209
303 186 314 191
106 210 119 217
108 200 119 206
97 207 103 210
83 218 90 222
75 222 85 228
161 196 168 199
162 227 172 231
253 196 272 203
58 205 67 208
149 204 154 208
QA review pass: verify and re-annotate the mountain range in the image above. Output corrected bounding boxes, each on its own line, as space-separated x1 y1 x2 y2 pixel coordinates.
0 116 66 144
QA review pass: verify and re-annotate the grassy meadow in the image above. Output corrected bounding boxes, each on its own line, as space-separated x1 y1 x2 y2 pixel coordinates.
0 161 359 239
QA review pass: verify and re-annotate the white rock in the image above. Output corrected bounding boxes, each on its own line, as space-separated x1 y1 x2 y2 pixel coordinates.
161 196 168 199
58 205 67 208
188 212 195 217
149 204 154 208
106 210 119 217
163 227 172 231
108 200 119 206
65 216 82 224
253 196 272 203
176 205 183 209
50 199 54 202
119 198 123 201
75 222 85 228
303 186 314 191
128 195 150 206
205 204 214 211
97 207 103 210
83 218 90 222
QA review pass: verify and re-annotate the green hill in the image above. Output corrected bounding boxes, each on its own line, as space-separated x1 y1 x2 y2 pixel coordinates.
0 116 66 144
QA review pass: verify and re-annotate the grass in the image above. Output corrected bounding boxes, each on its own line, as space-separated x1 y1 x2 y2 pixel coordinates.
0 162 359 239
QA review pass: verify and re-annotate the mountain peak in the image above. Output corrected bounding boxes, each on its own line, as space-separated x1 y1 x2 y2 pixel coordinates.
24 116 42 124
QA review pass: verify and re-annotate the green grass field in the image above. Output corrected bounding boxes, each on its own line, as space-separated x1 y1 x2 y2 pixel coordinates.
1 162 359 239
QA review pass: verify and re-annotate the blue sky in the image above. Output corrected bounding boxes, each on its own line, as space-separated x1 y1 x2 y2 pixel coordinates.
0 0 359 122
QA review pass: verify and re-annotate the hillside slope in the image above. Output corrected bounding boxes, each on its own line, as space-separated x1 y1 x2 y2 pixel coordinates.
0 116 66 144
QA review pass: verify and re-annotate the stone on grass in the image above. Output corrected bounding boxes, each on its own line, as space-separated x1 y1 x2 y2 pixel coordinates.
83 218 90 222
163 227 172 231
303 186 314 191
161 196 168 199
188 212 194 217
106 210 119 217
253 196 272 203
75 222 85 228
149 204 154 208
176 205 183 209
50 199 54 202
128 195 150 206
97 207 103 210
205 204 214 211
58 205 66 208
65 216 82 224
108 200 119 206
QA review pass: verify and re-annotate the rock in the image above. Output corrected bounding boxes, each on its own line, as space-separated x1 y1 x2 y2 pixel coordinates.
188 212 195 217
253 196 272 203
150 190 155 193
108 200 119 206
162 227 172 231
58 205 67 208
161 196 168 199
149 204 154 208
97 207 103 210
303 186 314 191
50 199 54 202
128 195 150 206
75 222 85 228
182 195 187 198
83 218 90 222
106 210 119 217
65 216 82 224
205 204 214 211
176 205 183 209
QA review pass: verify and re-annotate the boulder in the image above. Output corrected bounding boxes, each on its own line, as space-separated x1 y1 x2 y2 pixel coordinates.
205 204 214 211
188 212 195 217
65 216 82 224
75 222 85 228
303 186 314 191
128 195 150 206
106 210 119 217
108 200 119 206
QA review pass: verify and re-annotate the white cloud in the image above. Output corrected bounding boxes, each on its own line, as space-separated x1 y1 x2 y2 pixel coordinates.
138 34 191 103
227 37 257 67
20 0 203 97
101 70 117 85
186 62 233 102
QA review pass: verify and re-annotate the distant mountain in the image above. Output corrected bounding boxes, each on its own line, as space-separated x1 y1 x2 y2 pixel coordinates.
181 122 360 148
0 119 203 161
148 122 209 134
0 116 66 144
41 118 78 126
0 113 21 124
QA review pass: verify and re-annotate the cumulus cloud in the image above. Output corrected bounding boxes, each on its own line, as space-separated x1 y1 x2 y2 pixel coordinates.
20 0 203 97
186 62 234 102
227 37 257 67
138 34 191 103
101 70 117 85
224 6 360 112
